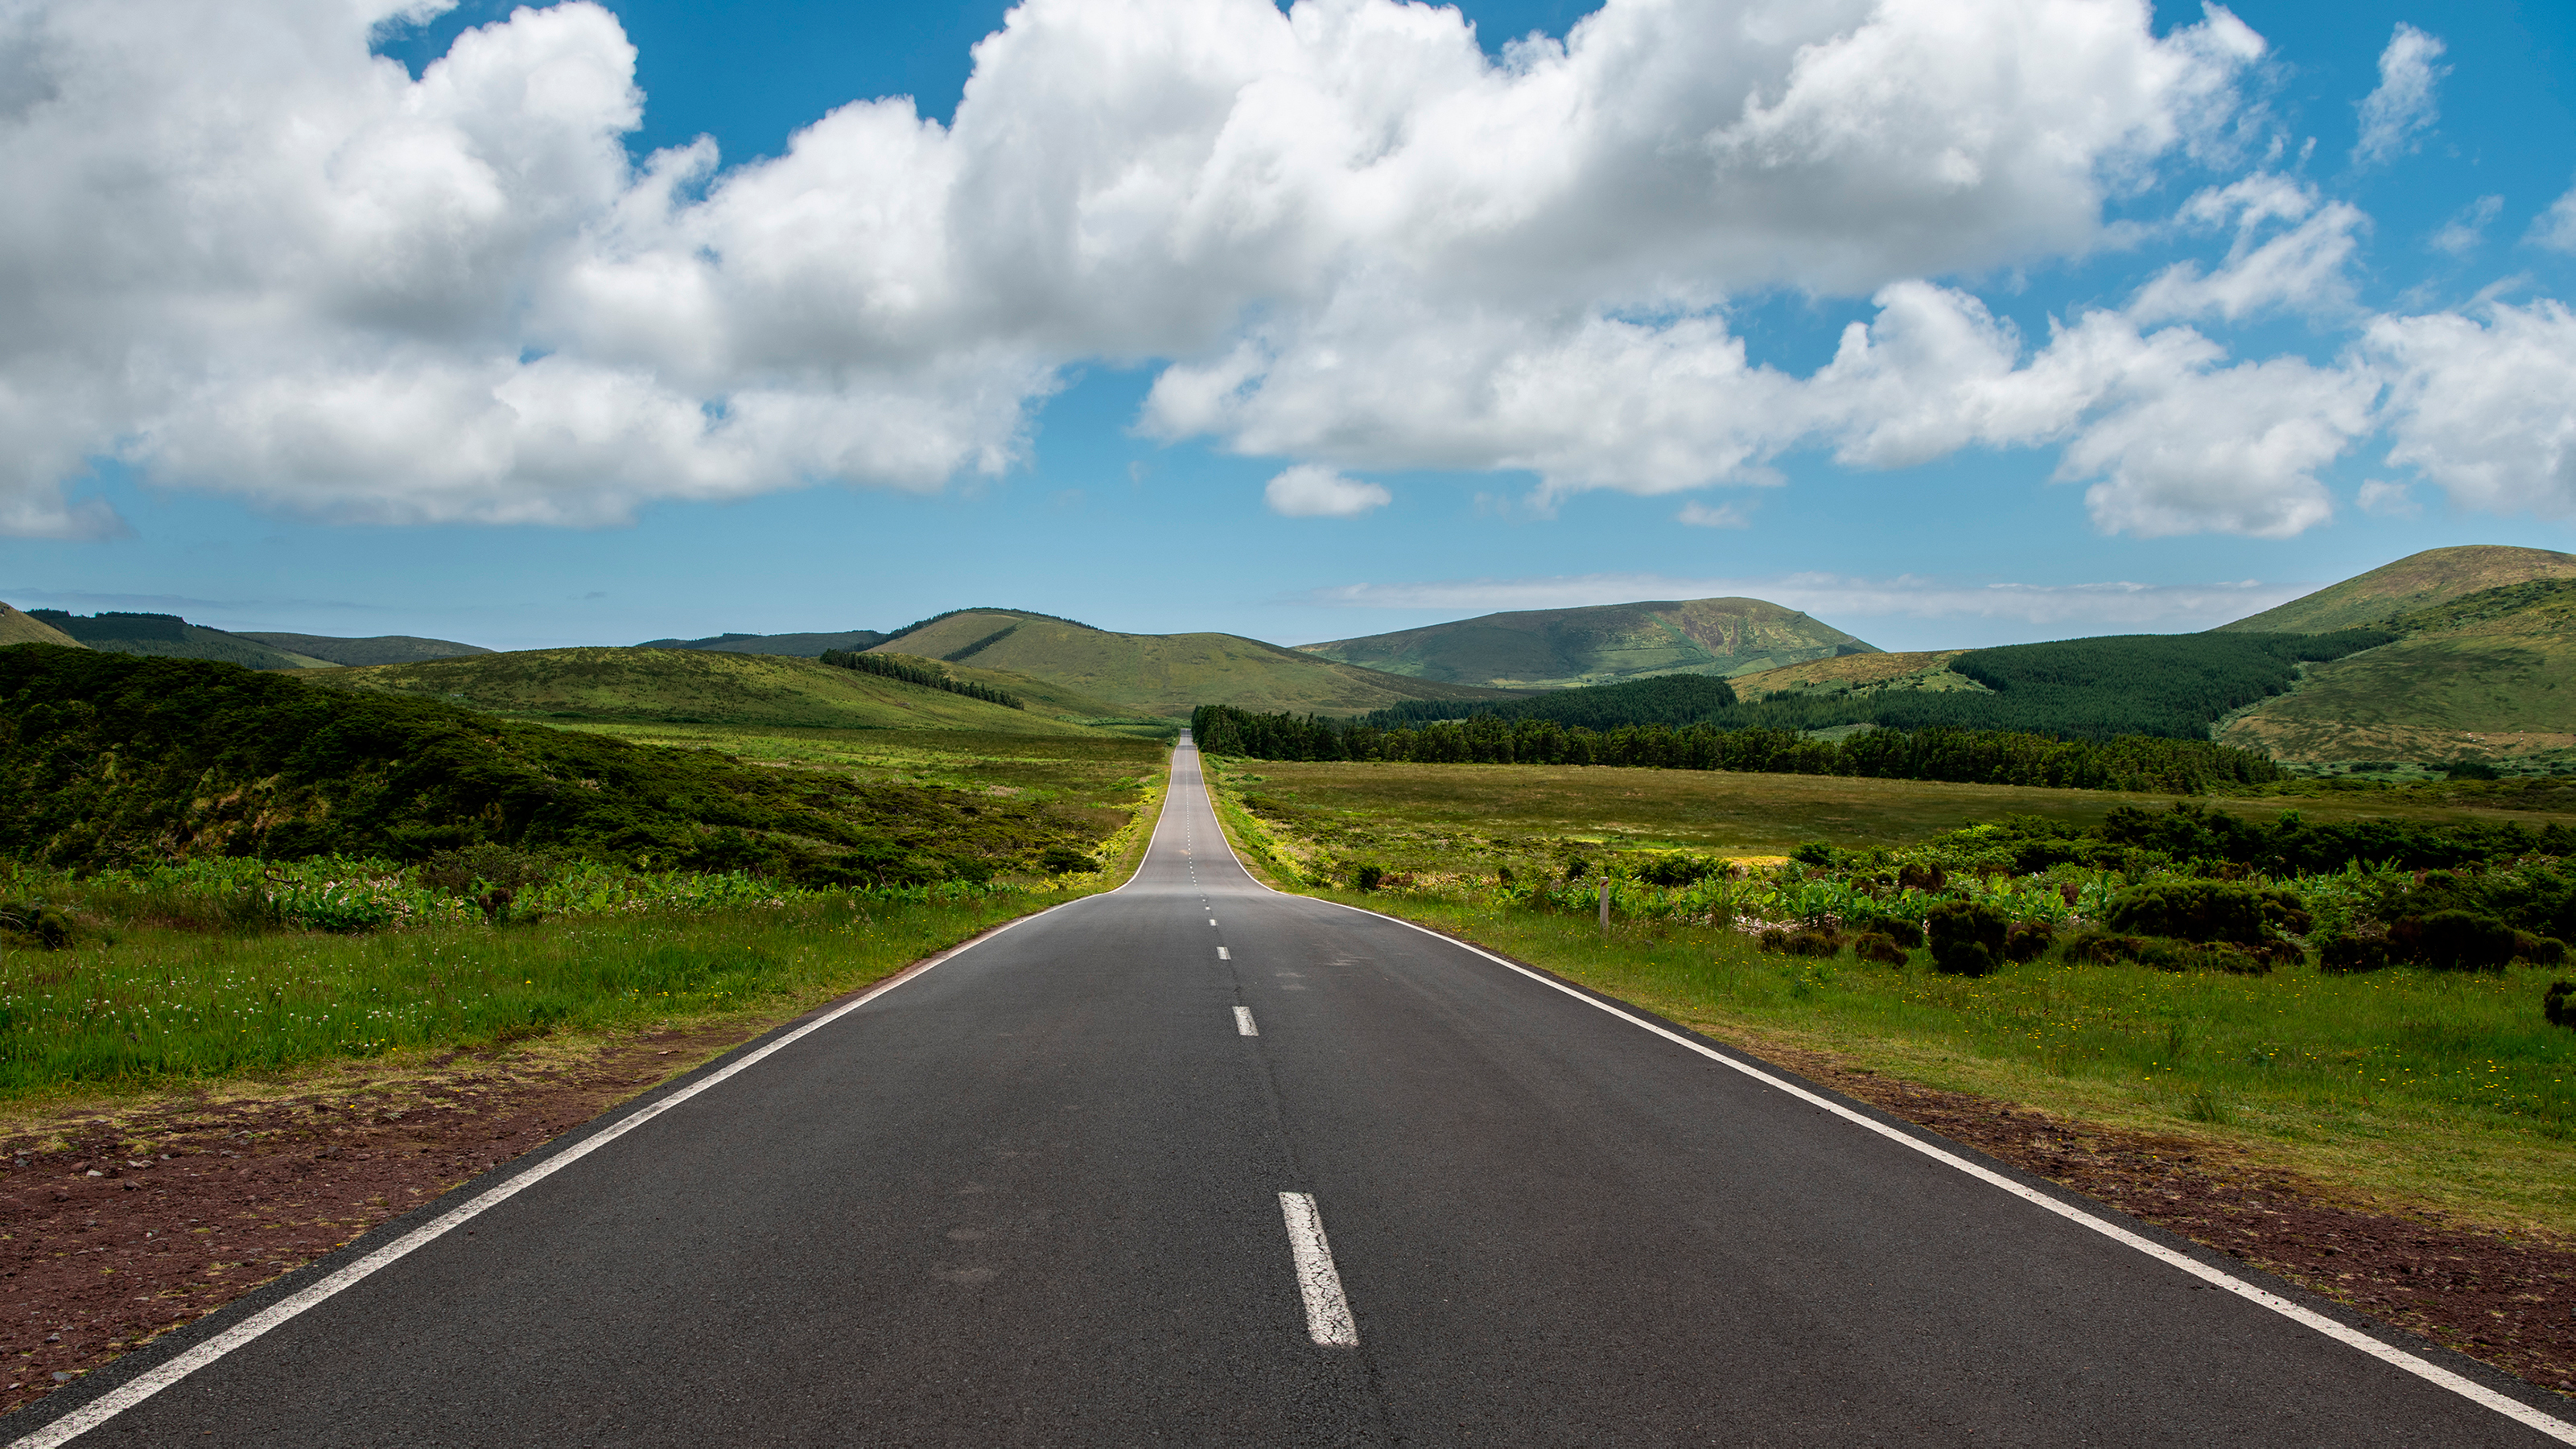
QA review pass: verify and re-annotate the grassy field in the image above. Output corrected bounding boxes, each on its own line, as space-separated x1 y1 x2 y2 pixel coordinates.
2219 544 2576 634
877 610 1518 717
307 647 1103 735
1210 759 2576 862
0 727 1171 1097
1202 759 2576 1237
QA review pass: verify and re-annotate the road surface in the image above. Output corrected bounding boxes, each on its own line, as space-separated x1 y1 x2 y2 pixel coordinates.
14 735 2568 1446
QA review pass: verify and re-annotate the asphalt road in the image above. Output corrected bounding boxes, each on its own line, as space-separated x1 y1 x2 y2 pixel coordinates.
18 736 2570 1446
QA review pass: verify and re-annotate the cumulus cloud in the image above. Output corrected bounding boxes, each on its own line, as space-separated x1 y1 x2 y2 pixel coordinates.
1305 571 2307 629
2355 480 2418 517
2352 23 2446 167
1263 464 1389 517
2368 300 2576 519
0 0 2558 544
0 0 2277 537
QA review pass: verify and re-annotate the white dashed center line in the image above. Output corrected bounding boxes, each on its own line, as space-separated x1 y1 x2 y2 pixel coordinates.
1234 1006 1259 1036
1217 947 1230 961
1278 1192 1358 1347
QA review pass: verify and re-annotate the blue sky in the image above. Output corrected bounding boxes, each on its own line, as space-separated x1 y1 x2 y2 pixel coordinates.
2 0 2573 652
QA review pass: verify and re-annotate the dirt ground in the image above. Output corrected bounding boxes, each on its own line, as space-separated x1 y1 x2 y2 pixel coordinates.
0 1011 2566 1425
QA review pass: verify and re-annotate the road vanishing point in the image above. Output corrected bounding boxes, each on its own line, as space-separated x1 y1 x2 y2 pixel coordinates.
14 735 2573 1446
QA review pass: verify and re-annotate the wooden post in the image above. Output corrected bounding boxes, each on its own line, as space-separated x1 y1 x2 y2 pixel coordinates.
1597 879 1610 933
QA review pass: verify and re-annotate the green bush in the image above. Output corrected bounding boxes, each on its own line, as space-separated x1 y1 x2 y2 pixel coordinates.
2101 879 2310 945
1353 863 1385 892
2003 920 2055 963
1784 928 1840 957
2514 932 2568 965
2389 910 2520 971
1635 853 1721 887
1855 915 1926 949
1927 900 2006 977
1852 931 1908 965
2547 981 2576 1029
2064 930 2146 965
1790 842 1836 867
1039 846 1098 876
0 899 76 949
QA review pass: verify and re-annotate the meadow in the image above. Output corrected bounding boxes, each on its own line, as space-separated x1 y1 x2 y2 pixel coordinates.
0 720 1170 1096
1203 758 2576 1237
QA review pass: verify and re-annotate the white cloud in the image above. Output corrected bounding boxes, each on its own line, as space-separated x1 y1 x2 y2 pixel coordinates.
2429 196 2502 257
2529 182 2576 253
2129 175 2364 321
1675 500 1751 528
2352 23 2446 167
0 0 2272 537
2355 480 2417 517
2368 300 2576 519
1305 571 2309 629
1263 464 1389 517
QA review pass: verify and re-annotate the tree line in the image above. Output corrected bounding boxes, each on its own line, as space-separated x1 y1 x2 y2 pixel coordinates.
1190 705 2286 793
819 649 1024 709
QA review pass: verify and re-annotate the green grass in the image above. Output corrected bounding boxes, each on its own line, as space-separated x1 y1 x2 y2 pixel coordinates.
2218 544 2576 634
1208 759 2576 861
1296 595 1877 689
878 611 1518 718
0 894 1045 1094
308 646 1103 735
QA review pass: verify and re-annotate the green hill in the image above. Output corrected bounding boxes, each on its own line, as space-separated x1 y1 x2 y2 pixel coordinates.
872 610 1519 718
0 603 83 649
2217 580 2576 770
0 645 1090 883
634 628 890 656
307 648 1103 735
237 632 493 666
27 611 334 670
2216 545 2576 634
1296 596 1879 689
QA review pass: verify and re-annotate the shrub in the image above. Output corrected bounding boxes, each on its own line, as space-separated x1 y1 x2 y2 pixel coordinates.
1852 932 1909 965
1790 842 1836 867
2388 910 2519 971
2513 932 2568 965
418 844 556 926
2318 933 2392 974
2064 931 2146 965
1854 915 1926 949
1926 899 2006 977
1038 846 1098 876
2102 879 2309 945
1755 927 1791 953
0 900 76 949
2002 920 2055 963
1897 862 1947 893
1784 928 1840 957
2548 981 2576 1030
1352 863 1385 893
1636 853 1721 887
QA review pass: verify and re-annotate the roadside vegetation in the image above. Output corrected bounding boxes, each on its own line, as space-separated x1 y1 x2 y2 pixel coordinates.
0 644 1169 1095
1202 756 2576 1237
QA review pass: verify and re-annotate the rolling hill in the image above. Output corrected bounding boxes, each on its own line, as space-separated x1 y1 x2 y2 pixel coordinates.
634 628 890 656
2216 545 2576 633
2216 579 2576 770
1296 597 1879 689
1 603 83 648
872 610 1519 718
237 632 493 666
307 648 1103 735
1727 649 1977 698
27 611 335 669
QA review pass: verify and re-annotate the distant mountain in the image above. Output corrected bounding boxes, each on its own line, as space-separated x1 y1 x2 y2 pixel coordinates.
2216 545 2576 634
633 629 890 656
873 610 1519 718
237 632 493 666
26 611 335 670
0 602 84 649
2217 578 2576 772
1297 597 1879 690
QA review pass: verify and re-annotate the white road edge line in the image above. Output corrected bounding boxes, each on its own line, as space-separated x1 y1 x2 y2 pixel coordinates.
12 755 1197 1449
1234 1006 1259 1036
1177 739 2576 1443
1321 898 2576 1444
1278 1192 1358 1347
